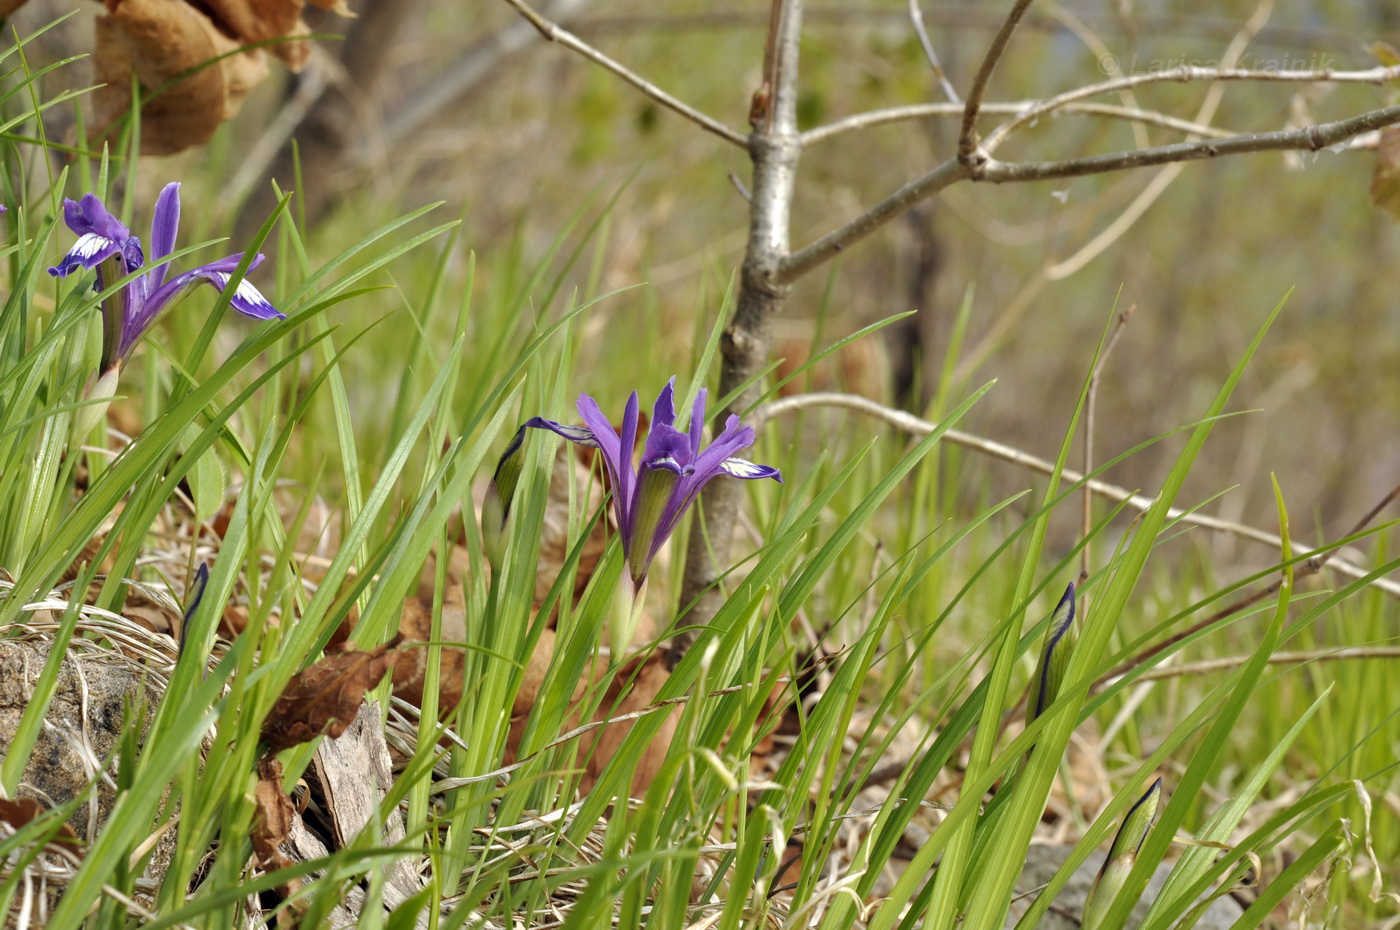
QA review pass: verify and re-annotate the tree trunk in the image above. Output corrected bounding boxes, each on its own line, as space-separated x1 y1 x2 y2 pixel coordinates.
669 0 803 667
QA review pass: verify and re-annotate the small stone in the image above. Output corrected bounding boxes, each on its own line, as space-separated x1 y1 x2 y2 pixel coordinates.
1007 843 1245 929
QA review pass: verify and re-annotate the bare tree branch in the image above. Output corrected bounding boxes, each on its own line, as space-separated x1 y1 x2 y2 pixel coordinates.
752 392 1400 597
501 0 748 147
779 158 969 283
978 103 1400 181
958 0 1039 162
1113 646 1400 684
981 63 1400 153
908 0 959 104
780 101 1400 282
800 100 1236 147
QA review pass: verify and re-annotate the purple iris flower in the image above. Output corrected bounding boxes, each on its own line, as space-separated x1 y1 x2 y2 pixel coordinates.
525 377 781 587
48 182 283 374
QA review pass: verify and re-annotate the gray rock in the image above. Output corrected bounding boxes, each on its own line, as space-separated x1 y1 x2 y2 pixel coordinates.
1006 843 1244 929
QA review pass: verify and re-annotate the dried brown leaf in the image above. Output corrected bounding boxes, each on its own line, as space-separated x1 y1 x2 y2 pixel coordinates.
1371 127 1400 218
392 587 467 710
94 0 270 155
307 0 354 14
0 797 82 853
251 758 295 865
505 650 676 795
251 758 304 920
262 636 401 754
202 0 311 69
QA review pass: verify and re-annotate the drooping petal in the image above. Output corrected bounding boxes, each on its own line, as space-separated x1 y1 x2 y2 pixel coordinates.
49 232 126 277
689 414 756 479
148 182 181 289
142 253 283 332
51 193 138 280
719 457 783 481
523 417 600 447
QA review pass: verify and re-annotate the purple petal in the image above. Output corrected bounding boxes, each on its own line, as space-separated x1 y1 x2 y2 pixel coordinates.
719 457 782 481
652 377 677 430
690 414 756 479
577 393 633 534
148 182 181 289
50 193 143 279
688 388 707 457
143 255 284 326
642 426 693 475
615 391 641 531
63 193 130 243
576 395 623 472
523 417 600 447
49 232 123 277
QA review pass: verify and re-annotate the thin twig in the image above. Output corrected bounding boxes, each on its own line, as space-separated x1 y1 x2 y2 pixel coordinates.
1098 479 1400 684
1114 646 1400 684
1083 304 1136 581
752 392 1400 597
800 100 1236 147
780 101 1400 281
981 62 1400 154
727 171 752 202
959 0 1040 162
978 102 1400 182
500 0 748 147
908 0 960 104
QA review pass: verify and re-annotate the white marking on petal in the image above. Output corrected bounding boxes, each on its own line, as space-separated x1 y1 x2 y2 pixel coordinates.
554 424 598 444
74 232 114 258
645 455 687 475
720 457 777 479
234 278 274 310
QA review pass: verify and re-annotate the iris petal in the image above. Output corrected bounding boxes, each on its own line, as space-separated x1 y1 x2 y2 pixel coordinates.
719 457 783 481
523 418 600 447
